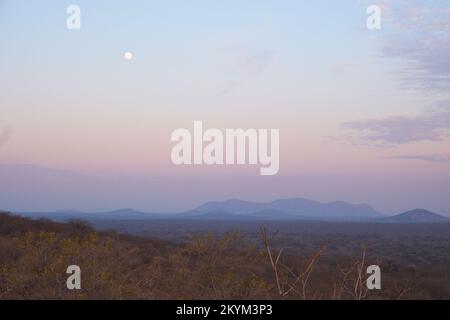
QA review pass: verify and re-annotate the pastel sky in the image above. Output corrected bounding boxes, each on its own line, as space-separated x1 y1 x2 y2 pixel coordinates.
0 1 449 214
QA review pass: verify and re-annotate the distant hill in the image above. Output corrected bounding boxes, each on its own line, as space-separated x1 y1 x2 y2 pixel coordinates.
184 211 260 220
19 209 167 221
182 198 382 220
384 209 450 223
16 197 381 222
15 200 450 223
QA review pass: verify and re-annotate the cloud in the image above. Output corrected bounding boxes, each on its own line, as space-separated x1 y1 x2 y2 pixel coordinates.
389 153 450 162
340 102 450 145
331 61 359 74
0 126 12 148
218 46 273 94
378 1 450 92
341 2 450 146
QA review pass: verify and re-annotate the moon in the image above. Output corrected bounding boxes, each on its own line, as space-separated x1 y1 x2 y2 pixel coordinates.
123 51 134 61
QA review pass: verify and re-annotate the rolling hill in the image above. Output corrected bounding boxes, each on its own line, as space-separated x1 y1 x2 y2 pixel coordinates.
181 198 382 220
14 200 450 223
384 209 450 223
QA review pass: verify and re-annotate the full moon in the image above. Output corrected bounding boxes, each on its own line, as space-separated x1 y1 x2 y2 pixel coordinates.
123 51 134 61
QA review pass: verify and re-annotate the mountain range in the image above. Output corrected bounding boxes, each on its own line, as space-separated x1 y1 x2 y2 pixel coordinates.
382 209 450 223
15 198 450 223
3 164 450 217
181 198 382 220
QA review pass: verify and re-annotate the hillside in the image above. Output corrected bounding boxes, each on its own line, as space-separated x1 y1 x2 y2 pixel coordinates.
1 211 450 299
16 197 382 221
20 208 165 221
384 209 450 223
185 198 382 219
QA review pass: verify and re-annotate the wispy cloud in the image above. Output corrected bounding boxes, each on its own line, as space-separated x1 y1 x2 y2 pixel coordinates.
218 46 273 95
331 60 359 74
379 1 450 92
0 126 12 148
340 102 450 146
338 2 450 147
389 153 450 162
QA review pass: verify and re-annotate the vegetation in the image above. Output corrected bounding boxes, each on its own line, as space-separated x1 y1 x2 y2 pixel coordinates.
0 212 449 299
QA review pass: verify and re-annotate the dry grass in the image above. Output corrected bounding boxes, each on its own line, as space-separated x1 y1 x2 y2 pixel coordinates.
0 212 438 300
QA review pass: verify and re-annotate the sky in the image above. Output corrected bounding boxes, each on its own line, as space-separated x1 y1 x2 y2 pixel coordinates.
0 1 449 214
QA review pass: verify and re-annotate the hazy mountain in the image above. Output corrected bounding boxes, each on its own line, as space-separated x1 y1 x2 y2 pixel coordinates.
16 197 382 221
94 209 169 219
3 164 450 216
19 209 167 221
384 209 450 223
15 198 450 223
183 198 382 219
184 211 260 220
